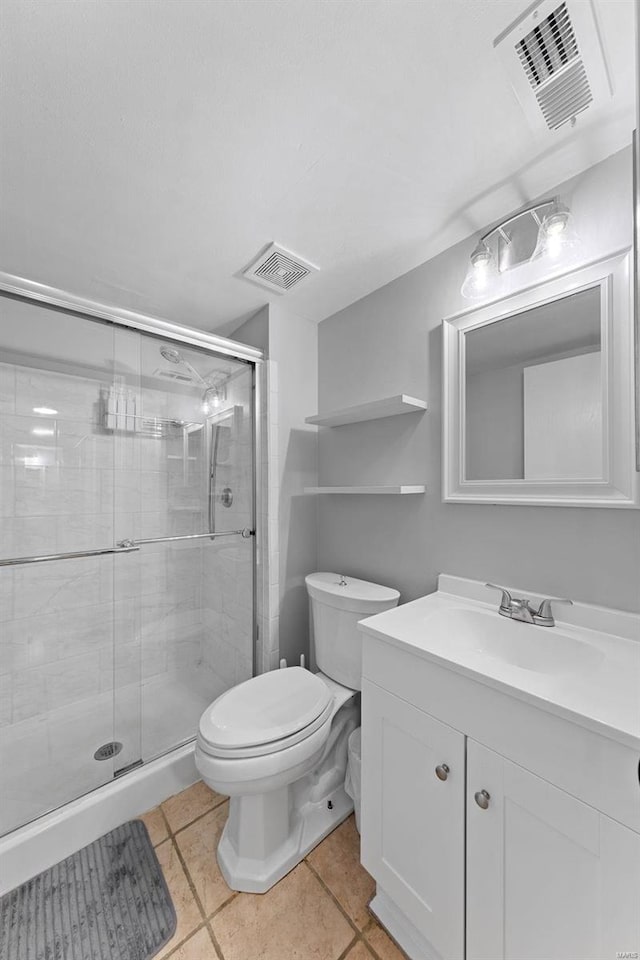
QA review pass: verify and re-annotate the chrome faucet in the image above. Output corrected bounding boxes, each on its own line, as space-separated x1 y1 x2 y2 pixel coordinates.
485 584 573 627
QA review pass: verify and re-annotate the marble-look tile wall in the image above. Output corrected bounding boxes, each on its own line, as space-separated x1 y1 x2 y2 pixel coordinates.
256 360 280 674
0 341 270 787
0 359 212 730
200 367 255 691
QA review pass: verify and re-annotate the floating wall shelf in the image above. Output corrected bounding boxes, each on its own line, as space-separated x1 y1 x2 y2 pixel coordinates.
304 485 426 495
305 394 427 428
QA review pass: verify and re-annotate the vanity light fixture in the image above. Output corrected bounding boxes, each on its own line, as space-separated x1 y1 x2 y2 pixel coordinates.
460 240 497 299
202 383 225 415
531 198 579 260
461 197 578 299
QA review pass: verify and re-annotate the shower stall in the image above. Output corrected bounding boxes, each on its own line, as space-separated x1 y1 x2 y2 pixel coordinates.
0 287 260 839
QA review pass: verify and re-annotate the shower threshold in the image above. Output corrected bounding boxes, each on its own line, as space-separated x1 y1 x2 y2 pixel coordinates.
0 668 223 838
0 740 199 897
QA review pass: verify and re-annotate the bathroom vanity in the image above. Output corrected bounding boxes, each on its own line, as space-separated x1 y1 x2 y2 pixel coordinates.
358 575 640 960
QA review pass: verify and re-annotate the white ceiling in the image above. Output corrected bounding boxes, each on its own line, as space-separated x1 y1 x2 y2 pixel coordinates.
0 0 636 334
465 287 601 375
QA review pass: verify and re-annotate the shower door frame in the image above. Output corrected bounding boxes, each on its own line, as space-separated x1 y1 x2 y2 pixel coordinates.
0 270 264 684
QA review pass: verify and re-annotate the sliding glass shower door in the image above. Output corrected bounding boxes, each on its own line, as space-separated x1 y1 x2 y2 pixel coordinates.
109 330 255 772
0 299 120 832
0 292 255 835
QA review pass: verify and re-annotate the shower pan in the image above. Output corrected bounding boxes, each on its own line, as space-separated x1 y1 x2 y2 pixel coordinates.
0 287 261 840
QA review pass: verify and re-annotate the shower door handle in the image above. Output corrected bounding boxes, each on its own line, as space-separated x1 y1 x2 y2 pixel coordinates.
0 529 256 566
0 542 140 567
129 529 254 546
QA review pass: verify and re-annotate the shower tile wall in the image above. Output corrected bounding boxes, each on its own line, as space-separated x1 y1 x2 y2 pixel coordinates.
257 359 280 673
200 368 254 693
1 364 114 727
0 354 252 834
0 361 117 829
0 363 208 724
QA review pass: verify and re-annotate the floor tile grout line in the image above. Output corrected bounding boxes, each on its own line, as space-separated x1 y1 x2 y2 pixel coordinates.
157 805 172 844
303 858 364 939
158 919 207 960
168 833 212 930
163 794 227 840
169 824 242 958
361 937 390 960
304 852 403 960
205 918 226 960
153 826 234 959
335 932 361 960
363 909 409 960
204 890 239 923
145 790 232 958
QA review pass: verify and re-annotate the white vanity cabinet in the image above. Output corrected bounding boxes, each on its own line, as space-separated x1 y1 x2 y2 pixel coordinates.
466 739 640 960
361 681 465 960
360 620 640 960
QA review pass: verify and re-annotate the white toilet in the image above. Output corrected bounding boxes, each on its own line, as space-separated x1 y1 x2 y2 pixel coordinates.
195 571 400 893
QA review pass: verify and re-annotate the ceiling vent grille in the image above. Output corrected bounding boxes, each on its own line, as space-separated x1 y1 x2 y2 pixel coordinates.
535 58 591 130
515 3 591 129
153 368 195 384
516 4 578 88
495 0 611 137
242 243 319 295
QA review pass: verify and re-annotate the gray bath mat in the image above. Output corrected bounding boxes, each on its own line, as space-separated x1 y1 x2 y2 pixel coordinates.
0 820 176 960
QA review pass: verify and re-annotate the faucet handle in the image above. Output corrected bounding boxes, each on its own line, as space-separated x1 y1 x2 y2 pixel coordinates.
485 583 513 611
535 597 573 627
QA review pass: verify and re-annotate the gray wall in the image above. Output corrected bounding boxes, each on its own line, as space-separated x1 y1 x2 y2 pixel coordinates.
466 362 524 480
465 344 600 481
269 303 318 666
316 147 640 614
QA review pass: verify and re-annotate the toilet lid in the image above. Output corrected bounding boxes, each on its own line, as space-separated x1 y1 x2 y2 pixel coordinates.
199 667 333 750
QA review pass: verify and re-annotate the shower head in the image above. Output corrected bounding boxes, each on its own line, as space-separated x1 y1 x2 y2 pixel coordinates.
159 345 208 386
160 346 183 364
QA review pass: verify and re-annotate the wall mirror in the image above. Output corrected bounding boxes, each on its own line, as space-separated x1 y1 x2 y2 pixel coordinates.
443 250 638 507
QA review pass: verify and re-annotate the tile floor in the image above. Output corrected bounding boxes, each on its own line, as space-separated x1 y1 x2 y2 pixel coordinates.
141 781 408 960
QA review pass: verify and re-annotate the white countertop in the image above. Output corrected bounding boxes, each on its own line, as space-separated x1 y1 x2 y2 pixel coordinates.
358 575 640 751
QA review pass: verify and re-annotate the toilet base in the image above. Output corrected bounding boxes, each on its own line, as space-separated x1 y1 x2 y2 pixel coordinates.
217 783 354 894
214 692 359 893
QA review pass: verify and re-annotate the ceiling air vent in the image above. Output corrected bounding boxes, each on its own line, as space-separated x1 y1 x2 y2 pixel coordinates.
242 243 319 295
153 368 196 384
495 0 612 136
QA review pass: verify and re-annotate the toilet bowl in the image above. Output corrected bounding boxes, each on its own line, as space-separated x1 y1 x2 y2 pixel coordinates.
195 572 400 893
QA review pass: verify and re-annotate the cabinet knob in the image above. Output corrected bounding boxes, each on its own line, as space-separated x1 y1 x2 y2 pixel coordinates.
435 763 450 781
474 789 491 809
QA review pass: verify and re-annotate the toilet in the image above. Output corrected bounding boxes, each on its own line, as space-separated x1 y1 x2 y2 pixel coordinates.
195 571 400 893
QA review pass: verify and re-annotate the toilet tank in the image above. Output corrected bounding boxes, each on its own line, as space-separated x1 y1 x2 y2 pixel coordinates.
305 573 400 690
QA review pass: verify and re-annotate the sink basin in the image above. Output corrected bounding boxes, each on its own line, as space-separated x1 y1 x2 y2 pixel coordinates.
423 607 605 675
358 575 640 749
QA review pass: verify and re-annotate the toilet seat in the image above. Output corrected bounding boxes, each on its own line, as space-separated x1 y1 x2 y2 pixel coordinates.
198 667 334 759
198 701 334 758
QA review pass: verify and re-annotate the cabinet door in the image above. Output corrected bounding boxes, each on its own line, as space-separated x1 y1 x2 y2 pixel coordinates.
361 680 465 960
467 739 640 960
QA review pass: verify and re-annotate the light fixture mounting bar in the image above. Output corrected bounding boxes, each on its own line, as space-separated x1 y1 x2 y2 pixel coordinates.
478 198 557 247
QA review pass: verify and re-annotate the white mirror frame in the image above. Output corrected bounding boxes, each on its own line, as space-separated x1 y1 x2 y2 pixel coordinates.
443 249 638 507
